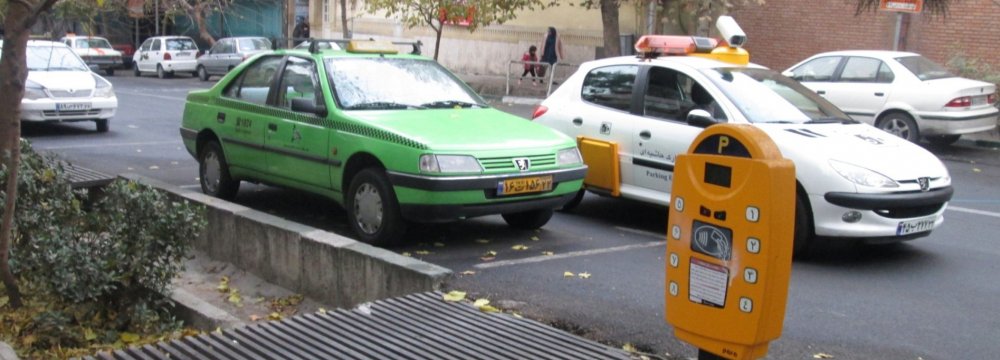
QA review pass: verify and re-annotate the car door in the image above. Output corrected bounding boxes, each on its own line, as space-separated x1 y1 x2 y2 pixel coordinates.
788 55 843 98
204 41 224 74
148 38 162 71
821 56 894 124
630 65 717 200
264 56 331 189
136 38 153 71
220 40 242 73
216 55 285 172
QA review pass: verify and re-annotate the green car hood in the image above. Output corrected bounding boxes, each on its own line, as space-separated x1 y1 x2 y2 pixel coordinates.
346 108 574 151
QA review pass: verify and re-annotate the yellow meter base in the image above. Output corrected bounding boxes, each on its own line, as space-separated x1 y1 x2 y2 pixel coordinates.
577 136 620 197
677 329 769 360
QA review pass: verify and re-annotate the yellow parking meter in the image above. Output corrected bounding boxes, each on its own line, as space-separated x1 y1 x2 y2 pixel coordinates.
665 124 795 360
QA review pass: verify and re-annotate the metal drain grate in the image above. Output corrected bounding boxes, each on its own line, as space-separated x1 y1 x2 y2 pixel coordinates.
84 292 633 360
64 164 115 189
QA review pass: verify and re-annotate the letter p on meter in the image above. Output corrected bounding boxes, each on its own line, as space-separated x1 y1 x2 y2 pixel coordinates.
665 124 795 360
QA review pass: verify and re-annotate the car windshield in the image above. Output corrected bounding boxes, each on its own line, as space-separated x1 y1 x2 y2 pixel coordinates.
702 67 852 124
325 57 485 110
238 38 271 51
166 38 198 51
76 38 113 49
895 55 953 80
26 45 89 71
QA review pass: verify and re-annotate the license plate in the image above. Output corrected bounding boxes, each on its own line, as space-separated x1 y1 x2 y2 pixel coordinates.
896 217 936 236
177 52 191 56
497 175 553 196
57 103 91 111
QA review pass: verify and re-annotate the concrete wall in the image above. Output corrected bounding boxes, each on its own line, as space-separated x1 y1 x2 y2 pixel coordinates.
120 174 452 308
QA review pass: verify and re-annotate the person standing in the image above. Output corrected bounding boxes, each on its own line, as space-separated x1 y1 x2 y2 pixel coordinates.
519 45 539 85
292 16 310 45
539 27 564 81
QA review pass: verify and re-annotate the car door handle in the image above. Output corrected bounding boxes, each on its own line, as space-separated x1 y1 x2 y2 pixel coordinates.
874 92 885 97
816 90 826 95
268 123 278 131
572 117 583 126
639 130 651 140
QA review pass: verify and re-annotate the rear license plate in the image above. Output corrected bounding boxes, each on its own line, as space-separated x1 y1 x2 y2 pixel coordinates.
896 217 936 236
57 103 91 111
497 175 553 196
177 52 191 56
972 96 987 106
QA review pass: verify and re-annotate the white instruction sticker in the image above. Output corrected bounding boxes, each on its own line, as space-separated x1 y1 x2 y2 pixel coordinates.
689 257 729 308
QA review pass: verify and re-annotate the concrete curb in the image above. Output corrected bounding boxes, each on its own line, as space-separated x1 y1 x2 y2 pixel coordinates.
169 287 245 330
118 174 453 311
0 342 16 360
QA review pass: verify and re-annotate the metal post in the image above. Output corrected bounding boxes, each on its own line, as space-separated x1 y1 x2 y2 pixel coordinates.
892 12 902 51
155 0 160 36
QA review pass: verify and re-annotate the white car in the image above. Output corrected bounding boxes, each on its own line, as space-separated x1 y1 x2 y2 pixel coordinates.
133 36 200 79
784 50 999 145
532 36 953 255
0 40 117 132
60 35 123 76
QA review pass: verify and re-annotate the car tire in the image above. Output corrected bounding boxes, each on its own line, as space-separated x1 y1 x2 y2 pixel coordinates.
557 189 586 212
95 119 109 133
199 141 240 200
157 64 172 79
926 134 961 146
347 168 406 246
133 65 141 77
197 66 209 81
502 208 554 230
792 190 814 258
105 68 115 76
877 112 919 143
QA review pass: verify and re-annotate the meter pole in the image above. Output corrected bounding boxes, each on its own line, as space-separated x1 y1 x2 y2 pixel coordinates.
698 349 727 360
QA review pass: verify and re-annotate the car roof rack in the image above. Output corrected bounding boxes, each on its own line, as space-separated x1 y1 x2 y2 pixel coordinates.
271 37 423 56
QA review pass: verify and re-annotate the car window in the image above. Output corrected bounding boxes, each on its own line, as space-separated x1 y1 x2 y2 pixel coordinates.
209 42 224 54
26 45 89 71
151 39 161 51
643 67 727 122
702 67 851 124
895 55 953 80
224 56 283 105
790 56 841 82
76 38 112 49
166 38 198 51
219 40 235 54
277 57 319 111
325 57 484 110
581 65 637 112
139 39 152 51
238 38 271 51
840 57 888 83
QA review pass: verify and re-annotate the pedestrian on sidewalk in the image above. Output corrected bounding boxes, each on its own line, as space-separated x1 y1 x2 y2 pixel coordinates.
520 45 539 86
539 26 563 82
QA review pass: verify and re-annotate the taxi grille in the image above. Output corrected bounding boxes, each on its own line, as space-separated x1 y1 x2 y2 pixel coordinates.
49 89 93 98
43 109 101 117
479 154 556 171
874 203 945 219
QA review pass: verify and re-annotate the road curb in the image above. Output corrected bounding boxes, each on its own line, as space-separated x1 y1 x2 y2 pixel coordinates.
169 287 245 330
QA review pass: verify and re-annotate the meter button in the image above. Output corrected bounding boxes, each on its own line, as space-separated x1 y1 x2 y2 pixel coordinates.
669 253 679 268
739 297 753 313
713 211 726 221
745 206 760 222
699 206 711 217
746 237 761 254
669 281 679 296
674 197 684 212
744 268 758 284
671 225 681 240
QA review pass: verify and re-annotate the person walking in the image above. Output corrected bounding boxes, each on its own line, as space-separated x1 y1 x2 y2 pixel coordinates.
539 27 563 82
292 16 310 45
519 45 539 85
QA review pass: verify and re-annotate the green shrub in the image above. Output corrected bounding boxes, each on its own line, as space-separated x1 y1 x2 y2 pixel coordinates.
947 53 1000 85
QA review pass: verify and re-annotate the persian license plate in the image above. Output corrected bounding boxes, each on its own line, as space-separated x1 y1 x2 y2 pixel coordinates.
57 103 91 111
896 217 936 236
177 52 191 56
497 175 553 196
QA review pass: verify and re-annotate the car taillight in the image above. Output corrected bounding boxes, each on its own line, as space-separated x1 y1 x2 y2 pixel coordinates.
163 52 172 61
945 96 971 108
989 93 998 105
531 105 548 120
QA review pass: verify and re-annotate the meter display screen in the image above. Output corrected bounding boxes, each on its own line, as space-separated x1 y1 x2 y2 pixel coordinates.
704 162 732 188
691 220 733 260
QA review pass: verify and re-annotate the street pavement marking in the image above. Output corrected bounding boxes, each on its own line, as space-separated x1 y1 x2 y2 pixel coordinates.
614 226 665 239
117 90 187 102
35 140 181 150
475 241 664 269
948 206 1000 219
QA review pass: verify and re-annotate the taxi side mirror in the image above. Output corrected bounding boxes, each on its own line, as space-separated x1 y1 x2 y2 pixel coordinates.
291 98 327 118
687 109 717 128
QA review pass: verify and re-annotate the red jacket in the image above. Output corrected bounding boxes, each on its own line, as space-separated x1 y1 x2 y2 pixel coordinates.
522 52 537 70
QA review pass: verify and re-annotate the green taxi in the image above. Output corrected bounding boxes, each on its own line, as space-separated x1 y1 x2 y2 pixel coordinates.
180 40 587 245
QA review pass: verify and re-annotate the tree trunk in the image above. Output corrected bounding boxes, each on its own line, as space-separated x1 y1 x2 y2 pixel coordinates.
192 6 216 46
600 0 621 58
431 22 442 60
340 0 350 38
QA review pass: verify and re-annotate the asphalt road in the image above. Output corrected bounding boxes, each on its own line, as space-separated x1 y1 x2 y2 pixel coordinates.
25 73 1000 360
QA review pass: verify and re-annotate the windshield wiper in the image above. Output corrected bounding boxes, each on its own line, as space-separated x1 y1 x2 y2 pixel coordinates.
344 101 425 110
420 100 483 109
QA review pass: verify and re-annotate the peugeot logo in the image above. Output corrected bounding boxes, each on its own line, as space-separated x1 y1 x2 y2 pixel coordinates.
67 88 76 94
917 177 930 192
513 158 530 172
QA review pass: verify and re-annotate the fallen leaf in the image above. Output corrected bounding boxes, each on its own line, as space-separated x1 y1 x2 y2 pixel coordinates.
475 239 491 244
623 343 638 353
0 296 7 308
530 236 540 241
813 353 834 359
973 168 982 172
460 270 476 275
473 298 490 308
401 252 412 257
83 328 98 341
120 332 140 343
433 242 446 247
268 312 283 321
318 308 327 314
512 313 523 318
579 272 592 279
542 251 554 256
415 250 431 255
478 305 500 313
564 271 575 278
249 314 262 322
214 327 222 334
228 290 243 306
442 291 467 302
484 250 497 256
481 250 498 261
149 166 160 170
511 244 529 251
217 276 230 292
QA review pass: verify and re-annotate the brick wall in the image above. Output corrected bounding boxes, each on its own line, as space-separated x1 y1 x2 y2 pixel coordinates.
730 0 1000 75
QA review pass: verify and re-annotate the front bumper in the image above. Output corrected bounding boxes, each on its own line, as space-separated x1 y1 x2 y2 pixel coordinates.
811 186 952 239
20 96 118 122
389 166 587 222
917 108 999 136
82 56 123 68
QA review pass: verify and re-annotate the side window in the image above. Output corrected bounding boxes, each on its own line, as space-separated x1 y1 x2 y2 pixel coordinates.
221 41 235 54
581 65 638 111
209 42 223 54
139 39 152 52
644 67 727 122
223 56 284 105
64 39 73 47
277 57 319 112
151 39 161 51
840 57 884 83
876 61 895 83
790 56 842 82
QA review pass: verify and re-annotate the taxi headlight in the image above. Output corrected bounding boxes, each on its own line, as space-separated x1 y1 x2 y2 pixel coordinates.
24 80 48 100
92 73 114 98
419 154 483 173
829 160 899 188
557 147 583 165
